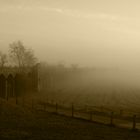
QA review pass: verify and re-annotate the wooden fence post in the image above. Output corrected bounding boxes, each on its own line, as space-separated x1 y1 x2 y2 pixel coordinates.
6 79 8 101
56 103 58 114
120 109 123 116
110 111 114 126
72 104 74 117
32 99 34 110
132 115 136 130
0 103 2 115
16 96 18 105
89 111 92 121
85 105 87 112
22 97 24 107
44 103 46 111
100 106 103 112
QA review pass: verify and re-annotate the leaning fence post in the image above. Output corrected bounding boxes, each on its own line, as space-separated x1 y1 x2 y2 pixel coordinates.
72 104 74 117
110 111 114 126
132 115 136 130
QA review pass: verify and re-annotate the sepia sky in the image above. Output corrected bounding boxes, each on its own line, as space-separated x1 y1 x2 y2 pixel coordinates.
1 0 140 69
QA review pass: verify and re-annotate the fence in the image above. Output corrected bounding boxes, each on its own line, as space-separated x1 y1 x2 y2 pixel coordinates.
19 97 140 131
7 96 140 131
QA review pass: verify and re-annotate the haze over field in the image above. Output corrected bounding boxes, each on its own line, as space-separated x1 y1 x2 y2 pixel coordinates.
2 2 140 139
0 0 140 69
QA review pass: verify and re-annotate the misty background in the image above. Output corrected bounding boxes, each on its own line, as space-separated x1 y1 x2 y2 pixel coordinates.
1 1 140 138
1 0 140 98
1 0 140 68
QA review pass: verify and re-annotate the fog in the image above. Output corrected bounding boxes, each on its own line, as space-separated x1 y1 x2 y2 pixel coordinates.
1 0 140 88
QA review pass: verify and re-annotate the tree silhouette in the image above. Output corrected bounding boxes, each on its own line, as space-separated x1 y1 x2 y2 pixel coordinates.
9 40 37 70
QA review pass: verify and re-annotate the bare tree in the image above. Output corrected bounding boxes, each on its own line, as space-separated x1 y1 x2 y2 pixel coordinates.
0 51 7 68
9 41 37 70
24 48 37 67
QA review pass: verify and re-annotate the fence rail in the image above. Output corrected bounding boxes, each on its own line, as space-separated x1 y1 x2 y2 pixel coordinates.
34 99 139 131
8 97 140 131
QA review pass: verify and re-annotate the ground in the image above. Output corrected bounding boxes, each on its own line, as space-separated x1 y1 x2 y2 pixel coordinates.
0 101 140 140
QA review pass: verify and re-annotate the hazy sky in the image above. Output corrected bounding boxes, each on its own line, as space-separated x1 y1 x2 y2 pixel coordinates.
1 0 140 69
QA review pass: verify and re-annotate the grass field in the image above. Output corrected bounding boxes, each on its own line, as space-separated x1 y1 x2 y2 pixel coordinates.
41 70 140 112
0 99 140 140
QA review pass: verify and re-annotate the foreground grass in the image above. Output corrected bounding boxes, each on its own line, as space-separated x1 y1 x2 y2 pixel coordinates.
0 100 140 140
